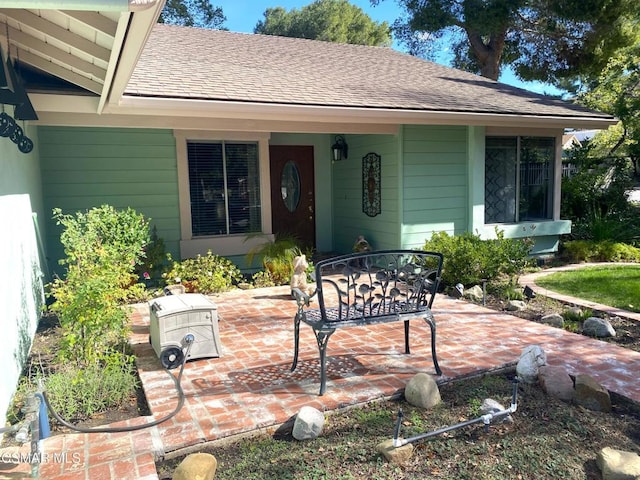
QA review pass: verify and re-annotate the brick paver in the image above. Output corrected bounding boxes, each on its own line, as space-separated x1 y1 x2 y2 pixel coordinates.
2 280 638 479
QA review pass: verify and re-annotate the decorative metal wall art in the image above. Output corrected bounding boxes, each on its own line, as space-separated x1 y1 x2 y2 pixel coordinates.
362 152 381 217
0 40 37 154
0 110 33 153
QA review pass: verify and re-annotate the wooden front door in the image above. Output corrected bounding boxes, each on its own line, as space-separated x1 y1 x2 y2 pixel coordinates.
269 145 316 249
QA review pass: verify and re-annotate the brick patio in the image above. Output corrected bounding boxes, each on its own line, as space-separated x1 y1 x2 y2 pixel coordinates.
2 276 639 479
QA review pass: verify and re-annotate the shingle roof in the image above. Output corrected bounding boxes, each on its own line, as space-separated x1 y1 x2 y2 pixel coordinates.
126 24 612 121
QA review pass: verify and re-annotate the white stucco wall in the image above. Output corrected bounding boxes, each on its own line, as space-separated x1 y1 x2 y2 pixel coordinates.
0 125 45 430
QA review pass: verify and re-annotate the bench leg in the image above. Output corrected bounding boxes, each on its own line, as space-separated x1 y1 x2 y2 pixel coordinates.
423 315 442 376
314 327 335 396
291 313 302 372
404 319 410 354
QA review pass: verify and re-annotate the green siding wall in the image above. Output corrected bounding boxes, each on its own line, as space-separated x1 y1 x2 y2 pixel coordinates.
0 123 45 427
39 127 180 276
332 134 399 253
401 125 469 249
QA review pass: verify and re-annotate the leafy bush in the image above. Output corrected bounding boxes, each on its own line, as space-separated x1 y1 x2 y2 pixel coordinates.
48 205 150 365
423 230 533 289
135 225 167 286
252 270 276 288
54 205 149 269
561 240 640 262
562 308 593 324
164 251 243 293
562 148 639 244
246 234 311 286
487 280 525 301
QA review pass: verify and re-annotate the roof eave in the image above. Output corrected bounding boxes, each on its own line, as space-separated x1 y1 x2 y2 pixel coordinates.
99 2 165 113
109 96 618 130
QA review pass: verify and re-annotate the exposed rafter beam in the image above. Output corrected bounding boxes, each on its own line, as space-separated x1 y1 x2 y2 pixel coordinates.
0 22 107 80
60 10 118 37
18 48 102 94
0 1 158 11
2 9 111 62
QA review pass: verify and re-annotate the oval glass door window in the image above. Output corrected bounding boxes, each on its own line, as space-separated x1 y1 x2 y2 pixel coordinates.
281 160 301 212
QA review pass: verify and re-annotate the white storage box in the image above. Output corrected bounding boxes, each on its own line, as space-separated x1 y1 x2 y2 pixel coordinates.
149 293 221 369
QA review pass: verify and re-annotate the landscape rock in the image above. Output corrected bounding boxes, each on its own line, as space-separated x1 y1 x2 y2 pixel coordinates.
464 285 484 303
292 406 325 441
404 373 441 409
565 306 583 318
596 447 640 480
516 345 547 384
505 300 527 311
480 398 513 424
582 317 616 338
173 452 217 480
574 374 612 412
540 313 564 328
375 438 414 465
450 283 464 298
538 365 574 402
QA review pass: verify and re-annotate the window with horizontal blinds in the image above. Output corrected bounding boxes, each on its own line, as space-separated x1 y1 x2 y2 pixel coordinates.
187 141 261 237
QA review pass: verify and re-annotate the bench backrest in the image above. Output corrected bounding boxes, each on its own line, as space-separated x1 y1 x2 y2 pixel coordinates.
314 250 443 322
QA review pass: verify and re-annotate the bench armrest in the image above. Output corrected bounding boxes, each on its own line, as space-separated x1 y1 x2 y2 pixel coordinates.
292 287 317 308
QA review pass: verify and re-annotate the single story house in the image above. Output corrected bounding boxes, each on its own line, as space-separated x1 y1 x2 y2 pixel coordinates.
0 1 616 422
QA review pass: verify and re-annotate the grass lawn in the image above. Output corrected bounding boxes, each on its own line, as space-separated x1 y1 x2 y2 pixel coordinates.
535 264 640 313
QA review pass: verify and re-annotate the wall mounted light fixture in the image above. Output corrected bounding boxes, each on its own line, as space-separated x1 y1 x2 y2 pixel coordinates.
331 135 348 161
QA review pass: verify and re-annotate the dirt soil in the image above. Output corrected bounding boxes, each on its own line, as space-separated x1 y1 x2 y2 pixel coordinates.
4 313 149 434
480 293 640 353
156 372 640 479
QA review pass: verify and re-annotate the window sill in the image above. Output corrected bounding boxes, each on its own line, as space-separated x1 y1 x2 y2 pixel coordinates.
479 220 571 239
180 234 275 259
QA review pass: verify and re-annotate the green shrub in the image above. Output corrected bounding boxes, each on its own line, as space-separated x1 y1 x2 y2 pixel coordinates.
252 270 276 288
245 234 312 286
54 205 149 269
562 308 593 323
561 149 639 244
488 280 525 301
164 251 243 293
135 225 167 287
48 205 150 365
422 230 533 288
561 240 640 262
14 359 138 423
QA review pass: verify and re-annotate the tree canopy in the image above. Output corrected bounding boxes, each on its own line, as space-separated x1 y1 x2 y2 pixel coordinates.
159 0 226 29
372 0 637 82
579 33 640 175
255 0 392 47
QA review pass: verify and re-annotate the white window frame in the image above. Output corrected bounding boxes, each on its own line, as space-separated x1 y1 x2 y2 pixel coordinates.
477 127 570 239
175 130 273 258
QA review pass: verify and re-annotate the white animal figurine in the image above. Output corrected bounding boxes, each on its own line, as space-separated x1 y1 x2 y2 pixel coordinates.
290 254 315 296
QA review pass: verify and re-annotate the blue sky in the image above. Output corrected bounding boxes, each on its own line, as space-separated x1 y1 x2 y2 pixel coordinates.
214 0 563 96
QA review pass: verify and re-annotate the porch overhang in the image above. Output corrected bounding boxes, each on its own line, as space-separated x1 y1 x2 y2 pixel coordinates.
0 0 163 116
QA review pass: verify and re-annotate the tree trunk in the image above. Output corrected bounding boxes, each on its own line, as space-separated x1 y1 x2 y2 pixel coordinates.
466 29 506 81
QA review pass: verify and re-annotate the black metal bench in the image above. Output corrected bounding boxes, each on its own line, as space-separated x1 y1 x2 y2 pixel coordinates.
291 250 444 395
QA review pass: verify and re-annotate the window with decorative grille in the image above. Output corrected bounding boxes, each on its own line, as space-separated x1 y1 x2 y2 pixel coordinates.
187 141 261 236
485 136 555 224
